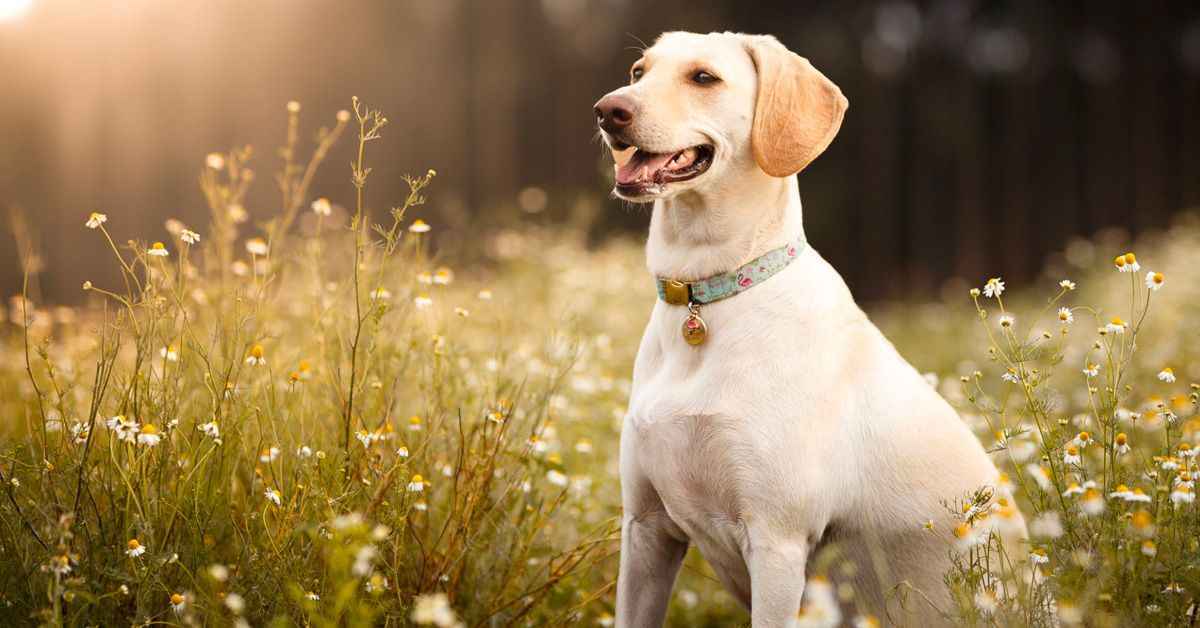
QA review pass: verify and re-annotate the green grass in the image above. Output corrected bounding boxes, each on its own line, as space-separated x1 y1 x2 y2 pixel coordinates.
3 100 1200 627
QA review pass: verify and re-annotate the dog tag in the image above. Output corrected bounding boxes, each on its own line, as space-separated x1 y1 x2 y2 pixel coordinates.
682 304 707 345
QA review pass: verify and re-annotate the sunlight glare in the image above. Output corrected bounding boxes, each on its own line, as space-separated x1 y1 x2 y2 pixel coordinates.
0 0 33 22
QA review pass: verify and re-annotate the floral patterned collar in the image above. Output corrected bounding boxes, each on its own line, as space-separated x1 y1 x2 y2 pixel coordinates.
655 235 807 307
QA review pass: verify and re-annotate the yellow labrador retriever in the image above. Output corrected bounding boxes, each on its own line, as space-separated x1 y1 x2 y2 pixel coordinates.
594 32 1025 627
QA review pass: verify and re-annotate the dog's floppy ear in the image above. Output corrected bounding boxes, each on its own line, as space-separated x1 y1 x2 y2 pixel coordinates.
745 36 848 177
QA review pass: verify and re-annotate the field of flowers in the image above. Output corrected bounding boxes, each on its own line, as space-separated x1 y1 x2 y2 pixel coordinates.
2 100 1199 627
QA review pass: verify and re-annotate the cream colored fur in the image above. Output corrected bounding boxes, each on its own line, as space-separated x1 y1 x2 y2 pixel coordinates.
596 31 1026 627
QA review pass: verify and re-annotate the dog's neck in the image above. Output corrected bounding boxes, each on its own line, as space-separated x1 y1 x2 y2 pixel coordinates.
645 169 804 281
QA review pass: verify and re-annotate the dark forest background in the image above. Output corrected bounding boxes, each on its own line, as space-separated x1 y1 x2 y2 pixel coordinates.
2 0 1199 302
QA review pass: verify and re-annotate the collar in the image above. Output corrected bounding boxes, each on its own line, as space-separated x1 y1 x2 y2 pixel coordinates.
655 235 807 306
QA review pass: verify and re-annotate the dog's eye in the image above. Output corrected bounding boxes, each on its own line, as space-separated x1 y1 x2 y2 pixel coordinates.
631 67 644 82
691 70 719 85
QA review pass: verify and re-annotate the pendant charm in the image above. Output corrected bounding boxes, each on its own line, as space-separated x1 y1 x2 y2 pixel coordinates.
682 303 707 345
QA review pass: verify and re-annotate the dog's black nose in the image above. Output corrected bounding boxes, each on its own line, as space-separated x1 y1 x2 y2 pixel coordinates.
594 94 635 133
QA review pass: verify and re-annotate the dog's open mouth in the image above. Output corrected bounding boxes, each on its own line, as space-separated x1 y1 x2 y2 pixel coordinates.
612 144 714 195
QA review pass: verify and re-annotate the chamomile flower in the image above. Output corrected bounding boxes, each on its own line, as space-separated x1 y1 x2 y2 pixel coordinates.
1026 464 1053 491
1114 252 1139 272
1114 432 1130 455
369 287 391 301
414 294 433 309
433 267 454 285
48 552 74 575
160 345 179 362
1159 367 1176 383
180 229 200 244
296 445 313 458
1141 540 1157 557
85 212 108 229
265 488 282 506
110 415 141 443
224 592 245 614
1072 431 1093 448
454 307 470 317
311 198 332 216
305 591 320 601
1083 362 1100 378
205 153 226 170
1029 511 1064 538
125 538 146 557
1105 317 1127 334
546 469 569 487
982 277 1005 298
259 446 281 463
1063 445 1082 466
147 242 169 257
575 439 594 454
998 314 1015 329
1029 548 1049 564
245 237 269 256
952 522 982 551
137 424 162 447
1059 279 1076 290
170 592 187 614
407 474 426 492
408 415 423 431
1080 488 1105 515
1063 482 1085 497
1057 307 1074 325
411 592 457 626
974 589 999 615
1145 271 1164 291
408 219 431 233
198 421 220 439
245 344 266 365
1170 484 1194 505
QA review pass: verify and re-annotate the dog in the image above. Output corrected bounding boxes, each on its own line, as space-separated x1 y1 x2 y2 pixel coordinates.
594 32 1026 627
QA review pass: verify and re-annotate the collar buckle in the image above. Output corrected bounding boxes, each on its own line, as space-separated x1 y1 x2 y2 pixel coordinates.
661 279 692 305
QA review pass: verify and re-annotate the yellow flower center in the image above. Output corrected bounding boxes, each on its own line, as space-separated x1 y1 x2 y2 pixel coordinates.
171 593 185 605
250 344 264 358
152 242 165 250
127 539 141 550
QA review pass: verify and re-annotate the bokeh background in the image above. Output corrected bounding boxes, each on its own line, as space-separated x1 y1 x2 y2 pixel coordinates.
3 0 1200 303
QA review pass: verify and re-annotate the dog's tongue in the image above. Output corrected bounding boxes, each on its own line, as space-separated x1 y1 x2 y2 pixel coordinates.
615 150 677 185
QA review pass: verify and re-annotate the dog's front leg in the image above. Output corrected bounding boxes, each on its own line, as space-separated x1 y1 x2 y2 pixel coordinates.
748 539 808 628
615 513 688 628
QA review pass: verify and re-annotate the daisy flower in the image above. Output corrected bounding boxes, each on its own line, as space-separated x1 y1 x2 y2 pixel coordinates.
305 591 320 601
205 153 226 170
1029 548 1049 564
137 424 162 447
982 277 1005 298
998 314 1015 329
85 212 108 229
407 474 426 492
411 592 457 626
952 522 981 551
160 345 179 362
414 294 433 309
1029 511 1064 538
245 237 269 256
170 592 187 614
1059 279 1076 290
1145 271 1164 291
259 446 281 463
297 445 313 458
147 242 169 257
408 415 423 431
1083 362 1100 378
1057 307 1074 325
1159 367 1176 383
1105 317 1127 334
111 415 141 443
1072 431 1092 448
1063 445 1082 466
1141 540 1157 557
454 307 470 318
1063 482 1085 497
433 267 454 285
408 219 431 233
1170 484 1194 505
48 552 73 575
245 344 266 365
180 229 200 245
126 538 146 558
311 198 332 216
265 488 282 506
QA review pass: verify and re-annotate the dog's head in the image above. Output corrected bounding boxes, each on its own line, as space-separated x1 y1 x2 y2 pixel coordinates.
595 32 848 202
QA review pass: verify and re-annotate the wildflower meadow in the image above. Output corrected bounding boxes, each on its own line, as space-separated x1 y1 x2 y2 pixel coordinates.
3 101 1200 627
